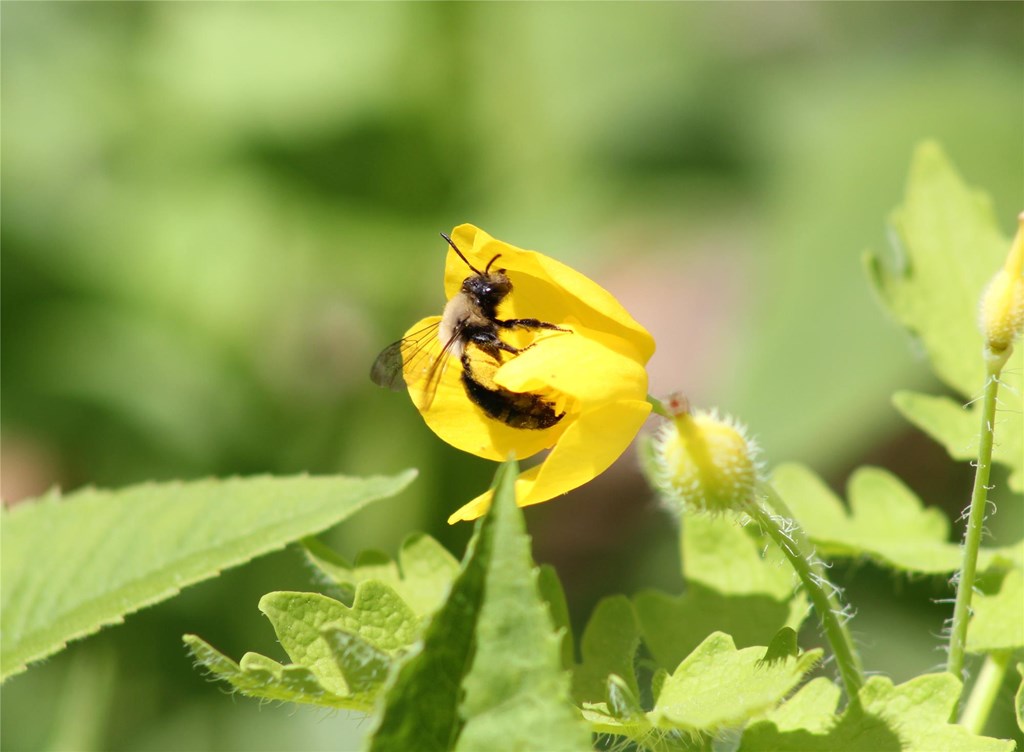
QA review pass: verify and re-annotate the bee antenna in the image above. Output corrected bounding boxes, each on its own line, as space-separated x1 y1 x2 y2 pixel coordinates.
484 254 503 273
440 232 483 275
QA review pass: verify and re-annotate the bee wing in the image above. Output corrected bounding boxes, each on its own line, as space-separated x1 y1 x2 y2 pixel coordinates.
370 320 442 392
416 324 464 411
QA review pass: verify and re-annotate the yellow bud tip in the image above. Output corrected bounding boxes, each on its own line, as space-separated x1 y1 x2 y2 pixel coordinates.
979 211 1024 355
650 405 761 515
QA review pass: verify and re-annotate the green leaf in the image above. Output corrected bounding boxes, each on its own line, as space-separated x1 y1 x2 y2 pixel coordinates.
1 471 416 681
966 568 1024 654
259 585 418 692
368 460 590 752
453 461 591 752
537 564 574 671
571 596 641 705
1015 664 1023 733
864 141 1008 397
322 628 392 695
772 463 1011 574
183 565 419 709
894 389 1024 493
760 627 800 664
183 634 370 710
651 632 821 733
741 673 1015 751
759 677 842 735
865 141 1024 493
585 631 821 742
303 532 459 619
635 514 807 672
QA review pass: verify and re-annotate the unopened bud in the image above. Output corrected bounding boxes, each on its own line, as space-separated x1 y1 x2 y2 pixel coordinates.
649 395 761 515
979 212 1024 361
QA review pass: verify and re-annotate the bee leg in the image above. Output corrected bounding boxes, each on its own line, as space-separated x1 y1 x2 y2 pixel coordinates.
495 318 570 332
468 330 523 360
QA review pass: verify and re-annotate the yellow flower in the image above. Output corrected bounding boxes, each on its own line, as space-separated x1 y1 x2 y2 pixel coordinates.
397 224 655 523
979 211 1024 358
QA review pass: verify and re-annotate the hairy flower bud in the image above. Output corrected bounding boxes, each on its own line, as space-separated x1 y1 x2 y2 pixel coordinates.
650 396 761 515
979 212 1024 361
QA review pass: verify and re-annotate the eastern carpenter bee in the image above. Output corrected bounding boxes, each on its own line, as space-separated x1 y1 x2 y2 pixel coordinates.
371 233 569 429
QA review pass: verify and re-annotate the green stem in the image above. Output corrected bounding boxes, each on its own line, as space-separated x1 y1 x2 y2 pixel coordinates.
960 651 1011 734
747 482 864 705
647 394 672 419
946 358 1004 690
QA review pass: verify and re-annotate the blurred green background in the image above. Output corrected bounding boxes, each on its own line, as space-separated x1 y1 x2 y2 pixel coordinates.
2 3 1022 750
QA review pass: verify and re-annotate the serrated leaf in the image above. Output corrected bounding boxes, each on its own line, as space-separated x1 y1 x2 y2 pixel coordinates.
865 141 1008 396
894 389 1024 493
303 532 459 619
572 596 641 705
258 584 417 695
741 673 1015 751
651 632 821 733
183 634 367 710
1 471 416 681
454 460 591 752
772 463 1012 574
368 460 590 752
966 568 1024 653
635 514 807 672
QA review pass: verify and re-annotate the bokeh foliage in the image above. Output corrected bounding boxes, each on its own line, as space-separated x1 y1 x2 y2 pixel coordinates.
2 3 1022 750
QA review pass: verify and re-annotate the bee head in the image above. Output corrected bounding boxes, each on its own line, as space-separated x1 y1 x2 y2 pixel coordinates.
462 269 512 305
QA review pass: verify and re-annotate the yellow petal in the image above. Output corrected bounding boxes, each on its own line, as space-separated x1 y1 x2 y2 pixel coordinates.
494 328 649 403
444 224 655 363
401 316 567 461
447 398 652 523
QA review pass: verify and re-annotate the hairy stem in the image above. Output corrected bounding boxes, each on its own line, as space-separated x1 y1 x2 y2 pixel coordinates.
747 482 864 705
960 651 1011 734
946 360 1004 693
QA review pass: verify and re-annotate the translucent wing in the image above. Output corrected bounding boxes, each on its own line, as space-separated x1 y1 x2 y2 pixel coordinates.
370 320 443 392
370 318 468 412
415 324 465 411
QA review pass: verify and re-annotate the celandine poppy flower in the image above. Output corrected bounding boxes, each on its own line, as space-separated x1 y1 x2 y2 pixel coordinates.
394 224 654 523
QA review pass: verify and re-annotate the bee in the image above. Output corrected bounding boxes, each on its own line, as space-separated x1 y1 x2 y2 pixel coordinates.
371 233 570 429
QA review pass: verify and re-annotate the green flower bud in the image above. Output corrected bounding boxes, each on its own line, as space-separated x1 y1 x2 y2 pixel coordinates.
649 396 761 515
979 212 1024 364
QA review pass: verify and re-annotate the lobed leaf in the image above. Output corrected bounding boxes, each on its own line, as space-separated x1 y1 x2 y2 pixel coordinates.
183 634 372 710
772 463 1016 574
893 389 1023 493
1 471 416 681
303 532 459 619
741 673 1015 751
258 584 417 695
584 630 821 743
650 631 821 732
864 141 1007 397
635 514 807 672
865 141 1023 492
